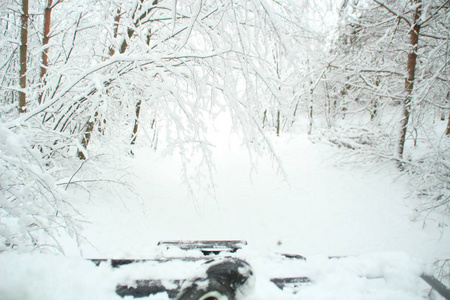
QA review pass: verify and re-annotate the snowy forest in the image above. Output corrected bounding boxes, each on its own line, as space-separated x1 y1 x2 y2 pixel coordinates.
0 0 450 298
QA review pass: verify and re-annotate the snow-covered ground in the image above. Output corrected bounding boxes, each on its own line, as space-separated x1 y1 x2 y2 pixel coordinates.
76 133 449 260
1 133 449 299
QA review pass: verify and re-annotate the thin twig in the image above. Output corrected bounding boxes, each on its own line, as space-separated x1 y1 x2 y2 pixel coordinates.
65 160 87 190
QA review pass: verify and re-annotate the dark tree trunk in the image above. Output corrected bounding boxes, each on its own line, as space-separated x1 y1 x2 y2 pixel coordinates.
109 9 121 56
370 99 378 121
262 109 267 128
78 0 161 156
370 79 380 121
127 0 160 146
276 110 280 136
397 0 422 161
446 112 450 136
130 100 142 145
445 92 450 136
308 89 313 135
77 118 95 160
19 0 29 113
77 7 125 158
38 0 55 104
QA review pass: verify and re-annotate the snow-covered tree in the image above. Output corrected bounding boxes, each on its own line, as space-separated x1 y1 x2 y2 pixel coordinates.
323 0 449 214
2 0 447 252
1 0 322 251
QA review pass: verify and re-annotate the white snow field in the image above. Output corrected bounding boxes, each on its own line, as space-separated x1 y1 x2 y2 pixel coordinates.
1 133 449 299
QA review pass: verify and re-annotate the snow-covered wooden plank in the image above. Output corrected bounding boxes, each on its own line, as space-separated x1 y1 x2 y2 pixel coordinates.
158 240 247 254
116 279 182 298
90 257 209 267
271 277 311 291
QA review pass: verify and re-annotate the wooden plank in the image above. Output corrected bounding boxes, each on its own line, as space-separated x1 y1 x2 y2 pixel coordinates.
158 240 247 254
90 257 207 267
270 277 311 290
116 279 182 298
279 253 306 260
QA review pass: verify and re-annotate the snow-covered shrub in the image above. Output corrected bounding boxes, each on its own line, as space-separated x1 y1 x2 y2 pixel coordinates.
0 125 80 253
408 140 450 218
319 121 450 227
317 125 395 162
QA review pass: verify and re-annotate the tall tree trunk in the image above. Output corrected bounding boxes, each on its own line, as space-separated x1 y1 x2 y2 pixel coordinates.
446 112 450 136
397 0 422 161
77 117 95 160
370 99 378 121
128 0 159 146
19 0 29 113
109 9 121 57
308 88 314 135
150 118 158 149
77 0 159 158
370 78 380 121
276 110 280 136
445 91 450 136
130 100 142 145
38 0 55 104
77 8 124 159
262 109 267 128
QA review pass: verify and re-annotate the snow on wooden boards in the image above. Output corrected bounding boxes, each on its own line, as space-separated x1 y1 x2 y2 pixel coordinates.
158 240 247 255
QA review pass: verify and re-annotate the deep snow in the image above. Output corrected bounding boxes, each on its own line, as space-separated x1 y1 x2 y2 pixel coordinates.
76 133 449 260
1 132 449 299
